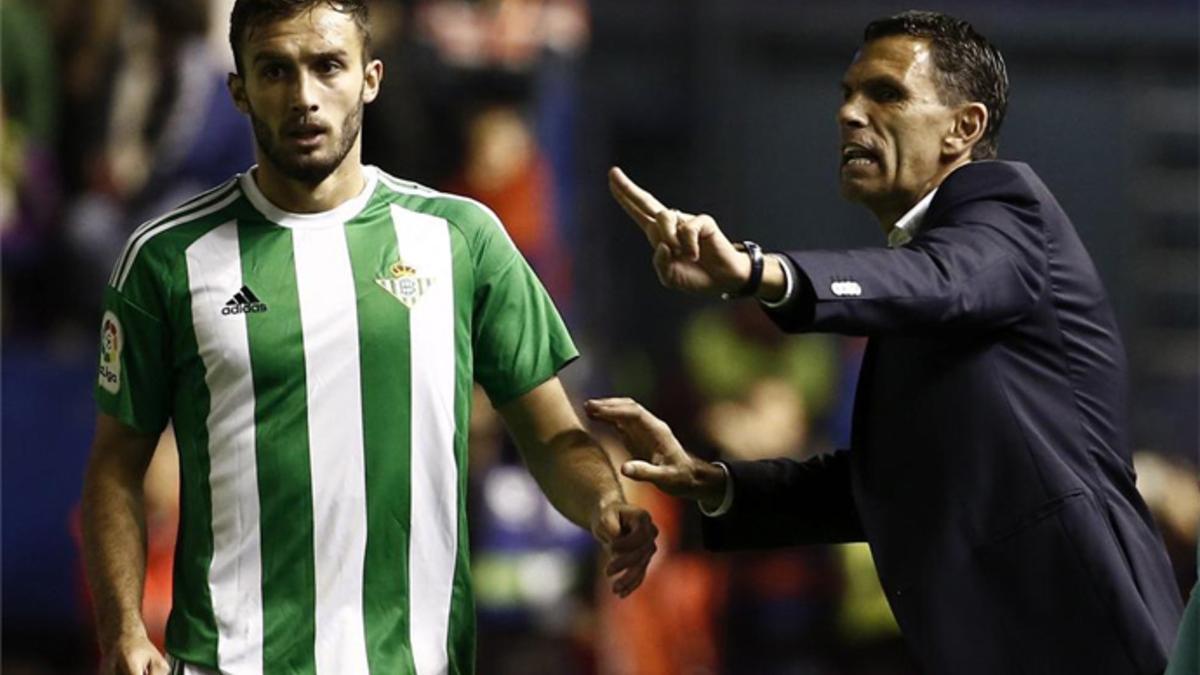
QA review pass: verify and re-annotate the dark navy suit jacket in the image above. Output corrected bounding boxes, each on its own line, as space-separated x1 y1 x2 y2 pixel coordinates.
702 161 1183 675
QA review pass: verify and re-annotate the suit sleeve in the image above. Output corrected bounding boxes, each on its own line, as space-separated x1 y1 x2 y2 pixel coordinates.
767 206 1047 336
702 449 866 549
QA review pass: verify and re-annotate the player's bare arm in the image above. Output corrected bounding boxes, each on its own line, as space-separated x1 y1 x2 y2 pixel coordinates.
499 377 659 598
81 413 170 675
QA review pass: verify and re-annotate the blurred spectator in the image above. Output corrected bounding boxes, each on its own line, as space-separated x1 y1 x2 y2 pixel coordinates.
62 0 253 316
2 0 59 145
1135 451 1200 594
416 0 588 70
683 303 838 423
445 103 573 304
1 98 63 277
1 0 64 335
363 0 589 307
46 0 126 193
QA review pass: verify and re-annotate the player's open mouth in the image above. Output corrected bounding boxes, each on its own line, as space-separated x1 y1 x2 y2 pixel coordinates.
288 124 328 148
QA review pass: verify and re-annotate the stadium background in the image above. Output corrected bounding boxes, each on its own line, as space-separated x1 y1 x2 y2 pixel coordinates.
2 0 1197 672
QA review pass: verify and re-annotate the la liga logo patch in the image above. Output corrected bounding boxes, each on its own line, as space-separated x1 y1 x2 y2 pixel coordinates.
98 311 122 394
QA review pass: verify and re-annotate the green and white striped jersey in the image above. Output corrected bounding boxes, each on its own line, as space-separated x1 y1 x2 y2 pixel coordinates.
95 166 577 675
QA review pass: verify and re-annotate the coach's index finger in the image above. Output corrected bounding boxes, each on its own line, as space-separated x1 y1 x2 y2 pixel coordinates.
609 167 667 215
608 167 667 236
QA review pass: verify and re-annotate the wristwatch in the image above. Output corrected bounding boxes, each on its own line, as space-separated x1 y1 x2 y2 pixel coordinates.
721 240 764 300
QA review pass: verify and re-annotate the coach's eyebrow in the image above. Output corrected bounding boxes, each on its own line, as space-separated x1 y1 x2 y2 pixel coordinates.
843 74 906 92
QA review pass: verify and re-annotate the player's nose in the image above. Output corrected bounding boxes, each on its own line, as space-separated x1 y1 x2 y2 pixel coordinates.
289 71 320 114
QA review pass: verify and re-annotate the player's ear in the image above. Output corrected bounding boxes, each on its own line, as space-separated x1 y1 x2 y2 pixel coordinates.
228 72 250 114
362 58 383 104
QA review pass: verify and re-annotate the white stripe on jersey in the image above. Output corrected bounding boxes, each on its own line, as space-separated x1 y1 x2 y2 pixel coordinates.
117 186 242 291
185 221 265 675
291 225 371 675
172 657 220 675
111 179 239 288
391 204 459 675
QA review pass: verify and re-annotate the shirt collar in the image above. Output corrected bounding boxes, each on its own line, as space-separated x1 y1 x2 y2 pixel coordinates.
886 187 938 248
240 165 379 229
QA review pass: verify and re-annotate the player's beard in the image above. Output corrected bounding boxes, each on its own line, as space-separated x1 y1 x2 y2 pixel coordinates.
249 96 364 185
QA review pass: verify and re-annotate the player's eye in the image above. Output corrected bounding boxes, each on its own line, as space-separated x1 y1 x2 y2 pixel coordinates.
261 63 286 80
316 58 343 75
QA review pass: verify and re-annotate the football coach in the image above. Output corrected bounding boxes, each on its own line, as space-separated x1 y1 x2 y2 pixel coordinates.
586 10 1184 675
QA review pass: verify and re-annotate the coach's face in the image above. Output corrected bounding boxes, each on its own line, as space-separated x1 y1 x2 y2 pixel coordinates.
229 6 381 184
838 35 961 223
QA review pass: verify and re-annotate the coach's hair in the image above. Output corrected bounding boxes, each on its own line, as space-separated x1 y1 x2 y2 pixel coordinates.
229 0 371 75
864 10 1008 160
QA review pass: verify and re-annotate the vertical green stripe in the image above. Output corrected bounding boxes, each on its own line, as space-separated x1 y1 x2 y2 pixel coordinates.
446 227 477 675
344 214 417 674
240 223 317 674
166 259 219 665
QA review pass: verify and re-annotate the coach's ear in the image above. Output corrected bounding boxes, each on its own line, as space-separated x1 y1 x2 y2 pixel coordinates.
943 101 987 159
228 72 250 115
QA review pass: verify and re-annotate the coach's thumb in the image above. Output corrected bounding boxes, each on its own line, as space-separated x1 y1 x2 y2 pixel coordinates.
622 460 673 488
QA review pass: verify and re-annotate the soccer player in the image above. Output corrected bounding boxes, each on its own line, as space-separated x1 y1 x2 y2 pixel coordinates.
79 2 658 674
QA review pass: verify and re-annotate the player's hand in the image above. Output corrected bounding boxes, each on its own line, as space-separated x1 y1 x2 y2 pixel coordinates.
608 166 750 296
590 501 659 598
585 397 728 510
102 631 169 675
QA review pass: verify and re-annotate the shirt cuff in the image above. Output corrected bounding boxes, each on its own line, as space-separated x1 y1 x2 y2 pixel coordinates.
759 254 795 308
698 461 735 517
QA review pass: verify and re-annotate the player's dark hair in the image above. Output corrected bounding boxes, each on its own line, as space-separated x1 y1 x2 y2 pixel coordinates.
229 0 371 75
864 10 1008 160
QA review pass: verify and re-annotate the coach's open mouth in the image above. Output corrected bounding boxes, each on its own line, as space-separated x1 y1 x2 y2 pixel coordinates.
841 143 880 167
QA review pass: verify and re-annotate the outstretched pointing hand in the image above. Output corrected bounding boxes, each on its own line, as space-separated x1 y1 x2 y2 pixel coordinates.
608 167 750 296
584 397 728 510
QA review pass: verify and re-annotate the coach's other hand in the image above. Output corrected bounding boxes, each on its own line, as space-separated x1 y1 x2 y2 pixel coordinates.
608 167 750 297
585 397 728 512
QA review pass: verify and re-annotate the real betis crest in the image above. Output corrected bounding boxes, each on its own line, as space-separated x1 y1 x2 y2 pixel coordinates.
376 261 434 309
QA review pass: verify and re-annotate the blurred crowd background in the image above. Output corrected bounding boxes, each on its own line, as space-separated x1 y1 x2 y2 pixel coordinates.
2 0 1198 673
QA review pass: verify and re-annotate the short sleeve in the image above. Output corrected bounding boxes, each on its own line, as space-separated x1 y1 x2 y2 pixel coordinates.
470 212 578 407
95 256 171 435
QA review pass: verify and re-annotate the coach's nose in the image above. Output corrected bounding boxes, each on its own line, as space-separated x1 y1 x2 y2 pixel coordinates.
839 92 868 131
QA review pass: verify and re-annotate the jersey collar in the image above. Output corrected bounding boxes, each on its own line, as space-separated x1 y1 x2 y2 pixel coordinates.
239 165 379 229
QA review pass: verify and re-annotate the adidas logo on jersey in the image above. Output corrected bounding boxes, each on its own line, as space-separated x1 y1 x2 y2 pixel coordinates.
222 286 269 315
